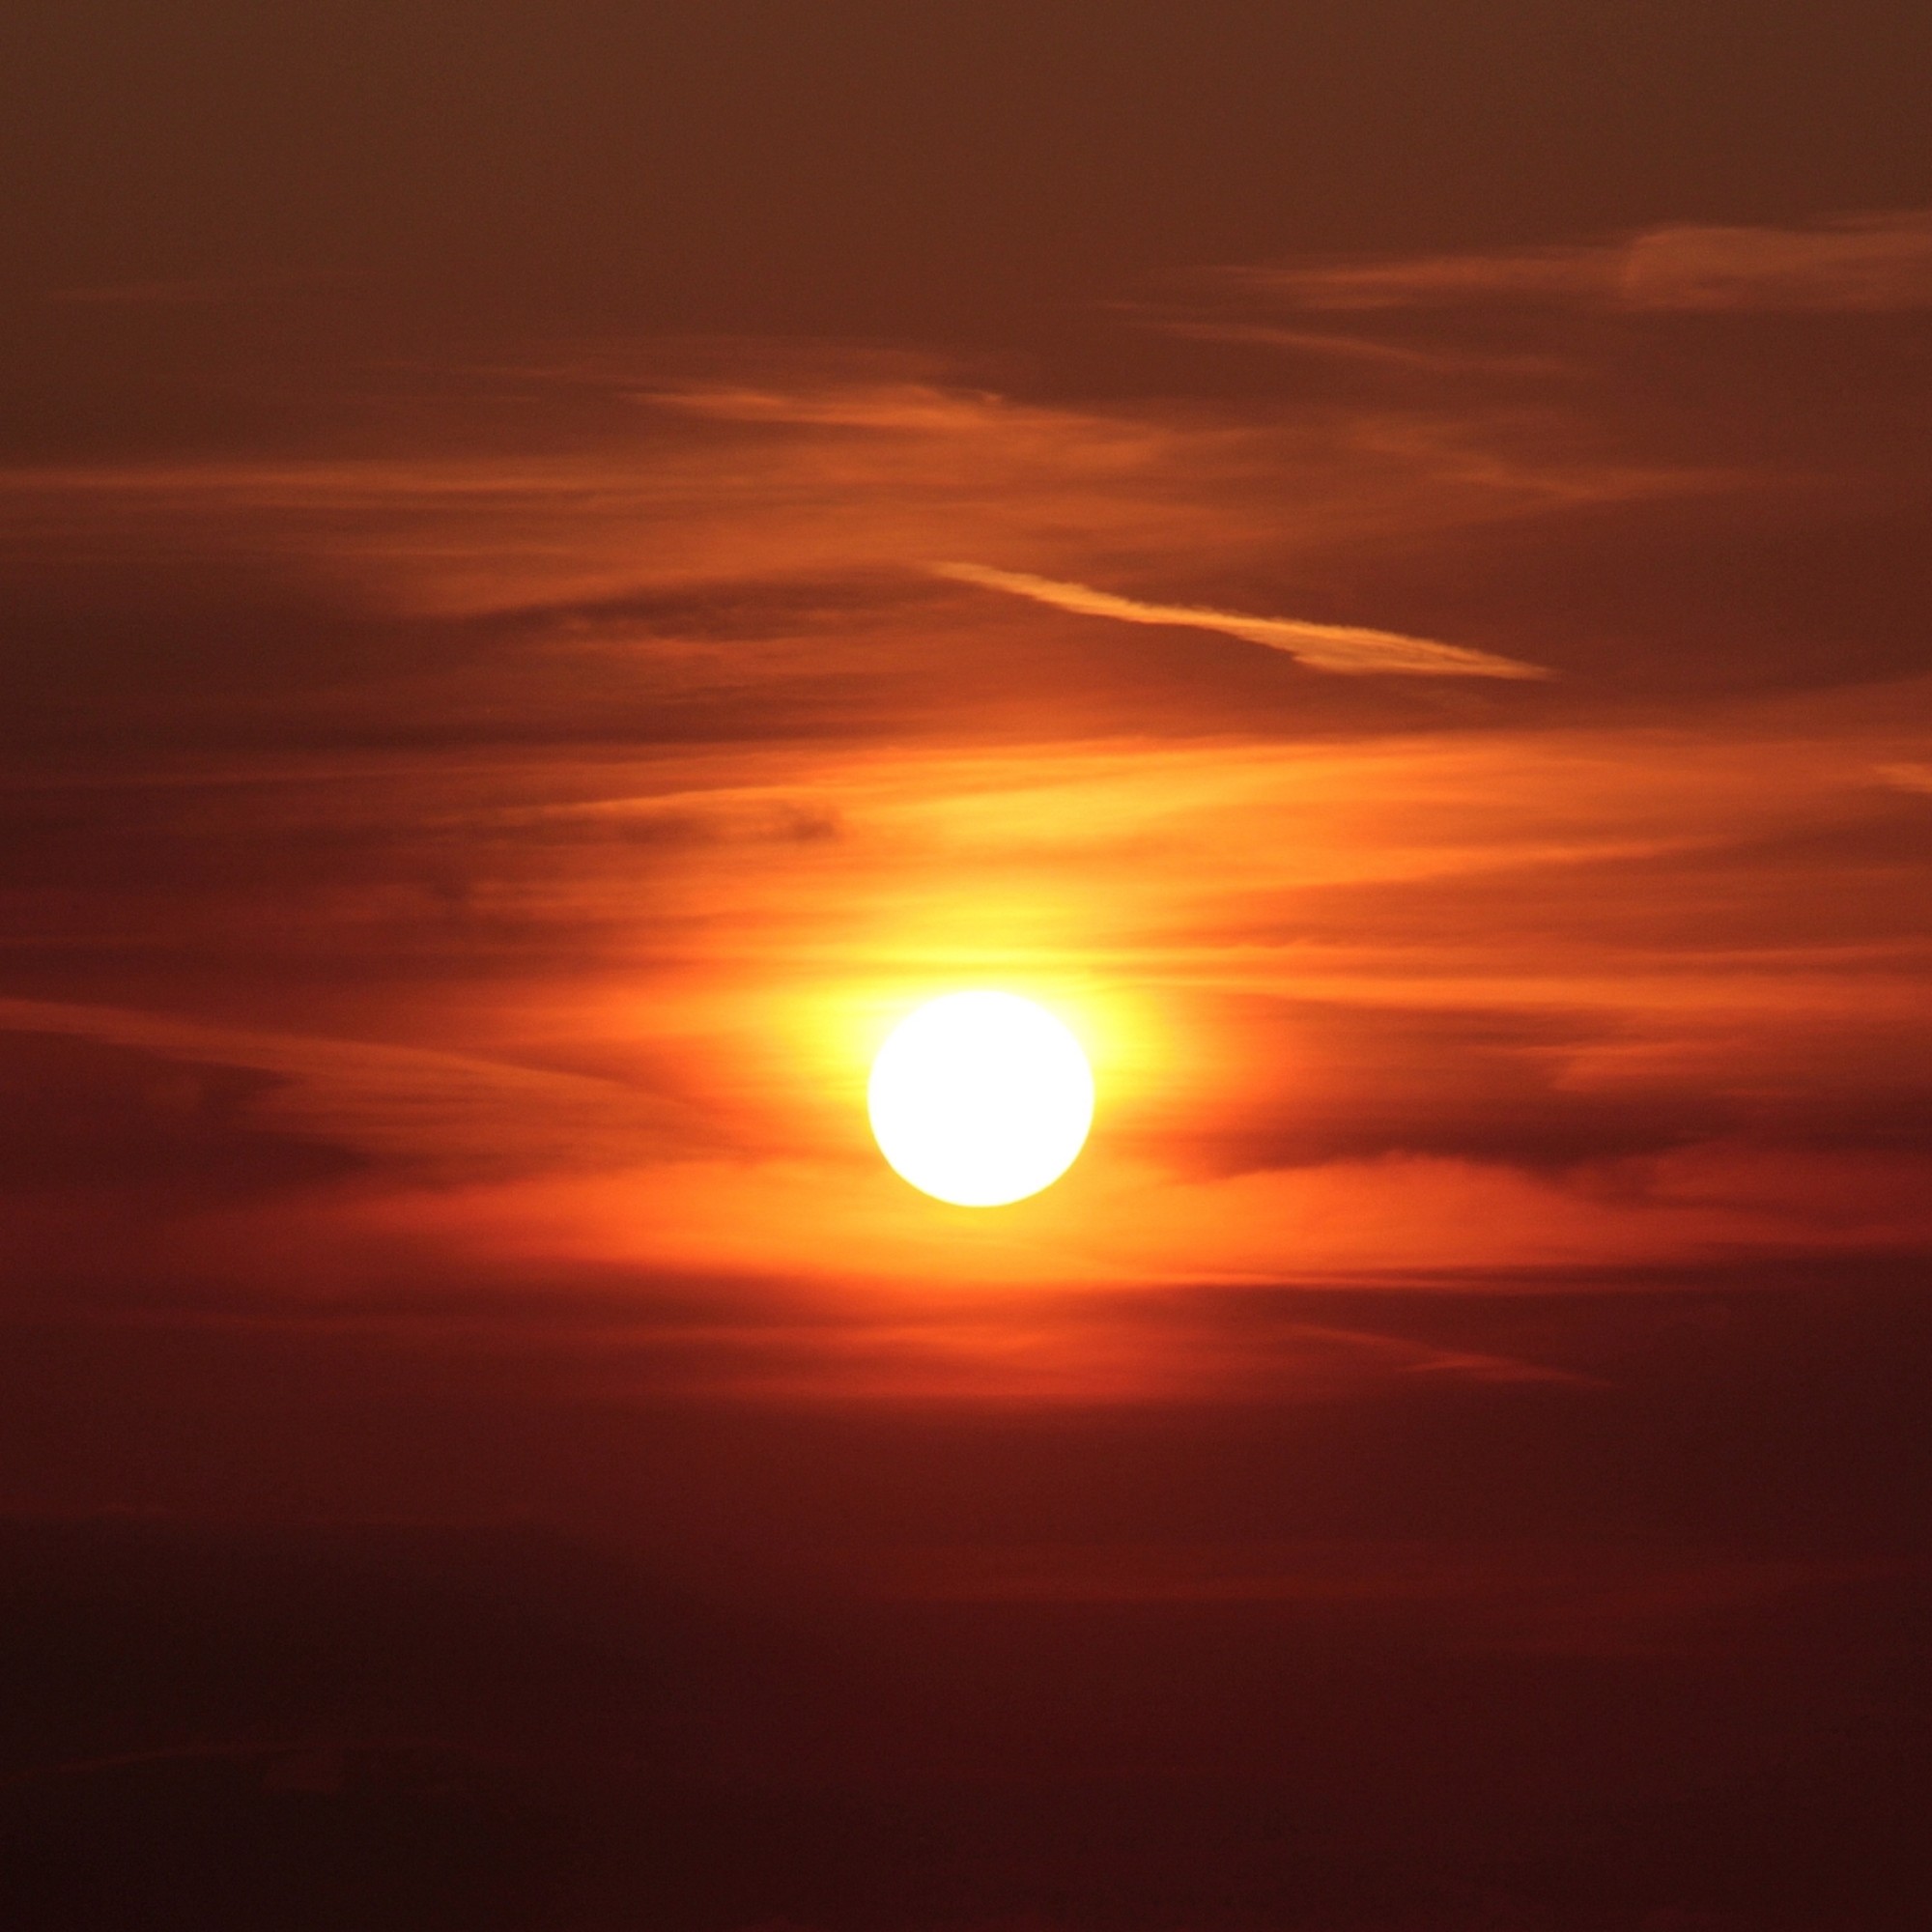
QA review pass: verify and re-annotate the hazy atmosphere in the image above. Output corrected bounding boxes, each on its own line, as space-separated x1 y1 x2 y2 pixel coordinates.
4 6 1931 1927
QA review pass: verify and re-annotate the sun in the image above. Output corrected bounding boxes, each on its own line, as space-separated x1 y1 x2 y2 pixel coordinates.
868 991 1094 1207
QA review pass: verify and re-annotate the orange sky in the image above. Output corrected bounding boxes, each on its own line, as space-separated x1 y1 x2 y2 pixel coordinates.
5 284 1930 1407
3 8 1931 1925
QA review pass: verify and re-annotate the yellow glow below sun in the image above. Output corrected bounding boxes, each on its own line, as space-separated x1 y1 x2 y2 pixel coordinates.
868 991 1094 1207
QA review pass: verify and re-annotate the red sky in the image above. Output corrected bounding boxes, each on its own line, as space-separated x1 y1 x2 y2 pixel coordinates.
3 6 1931 1927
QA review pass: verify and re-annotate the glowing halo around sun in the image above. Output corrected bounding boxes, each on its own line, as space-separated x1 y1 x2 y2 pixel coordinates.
867 991 1095 1207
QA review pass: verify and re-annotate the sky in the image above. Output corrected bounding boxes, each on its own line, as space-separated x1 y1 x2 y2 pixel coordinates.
3 5 1932 1927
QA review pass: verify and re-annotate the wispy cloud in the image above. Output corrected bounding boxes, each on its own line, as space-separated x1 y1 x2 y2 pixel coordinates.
0 995 693 1183
933 562 1548 679
1233 210 1932 315
1143 319 1569 377
1621 212 1932 312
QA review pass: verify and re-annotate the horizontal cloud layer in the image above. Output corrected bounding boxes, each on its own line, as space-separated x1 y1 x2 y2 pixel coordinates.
1231 209 1932 313
934 561 1549 678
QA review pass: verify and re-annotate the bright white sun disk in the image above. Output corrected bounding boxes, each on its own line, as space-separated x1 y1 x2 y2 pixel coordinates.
868 991 1094 1207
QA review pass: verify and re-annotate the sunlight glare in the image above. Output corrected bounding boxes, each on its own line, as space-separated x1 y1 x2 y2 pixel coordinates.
868 991 1094 1207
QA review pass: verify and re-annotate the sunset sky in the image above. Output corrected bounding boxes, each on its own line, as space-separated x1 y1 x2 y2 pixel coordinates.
4 6 1931 1927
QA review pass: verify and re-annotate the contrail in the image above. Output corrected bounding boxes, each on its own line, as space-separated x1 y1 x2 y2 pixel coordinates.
933 562 1548 679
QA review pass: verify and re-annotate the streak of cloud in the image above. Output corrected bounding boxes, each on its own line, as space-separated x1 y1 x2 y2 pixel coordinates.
932 561 1549 679
0 995 693 1183
1230 210 1932 314
1141 318 1570 377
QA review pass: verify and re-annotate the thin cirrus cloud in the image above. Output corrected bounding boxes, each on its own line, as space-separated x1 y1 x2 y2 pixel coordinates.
1 328 1927 1406
1229 210 1932 314
933 561 1548 679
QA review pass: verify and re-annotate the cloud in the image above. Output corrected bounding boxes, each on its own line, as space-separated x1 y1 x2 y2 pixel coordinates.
3 337 1929 1367
0 996 695 1187
14 340 1746 765
1141 318 1569 377
642 381 1011 433
1621 212 1932 312
1234 210 1932 314
933 561 1548 679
